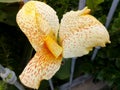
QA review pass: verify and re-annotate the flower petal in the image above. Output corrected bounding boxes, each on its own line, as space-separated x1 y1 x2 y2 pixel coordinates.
60 7 110 58
16 1 59 51
16 1 45 51
45 36 63 58
19 45 62 89
35 1 59 38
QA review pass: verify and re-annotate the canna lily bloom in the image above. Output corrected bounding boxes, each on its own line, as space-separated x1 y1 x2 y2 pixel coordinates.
16 1 110 89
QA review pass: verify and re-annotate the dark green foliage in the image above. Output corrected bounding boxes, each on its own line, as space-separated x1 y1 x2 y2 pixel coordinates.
0 3 20 26
55 58 71 80
46 0 79 20
86 0 104 13
0 81 7 90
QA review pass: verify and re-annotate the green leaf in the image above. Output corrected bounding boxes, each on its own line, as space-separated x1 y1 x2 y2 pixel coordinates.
38 80 49 90
115 59 120 69
86 0 104 12
55 58 71 80
0 80 7 90
0 0 21 3
0 3 20 25
96 70 104 80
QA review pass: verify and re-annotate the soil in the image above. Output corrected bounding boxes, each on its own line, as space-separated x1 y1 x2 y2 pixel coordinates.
71 78 108 90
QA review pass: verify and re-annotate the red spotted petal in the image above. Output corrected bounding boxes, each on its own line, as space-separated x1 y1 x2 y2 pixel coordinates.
19 45 62 89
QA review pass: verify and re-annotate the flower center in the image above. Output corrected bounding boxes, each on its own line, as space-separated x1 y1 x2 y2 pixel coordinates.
45 35 62 58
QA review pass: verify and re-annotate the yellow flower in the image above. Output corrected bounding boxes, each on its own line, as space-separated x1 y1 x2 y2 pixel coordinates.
16 1 110 89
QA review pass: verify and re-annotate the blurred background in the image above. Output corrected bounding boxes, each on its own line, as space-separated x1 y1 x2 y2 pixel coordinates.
0 0 120 90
